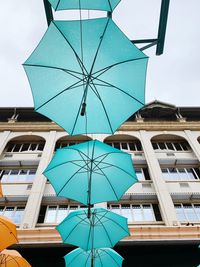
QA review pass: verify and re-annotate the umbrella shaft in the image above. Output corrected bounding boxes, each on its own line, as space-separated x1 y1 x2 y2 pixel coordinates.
87 204 91 219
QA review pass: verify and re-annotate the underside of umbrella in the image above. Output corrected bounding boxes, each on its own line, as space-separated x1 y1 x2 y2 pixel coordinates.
44 140 138 206
0 216 18 252
56 207 129 251
65 247 124 267
24 17 148 135
0 249 31 267
48 0 121 12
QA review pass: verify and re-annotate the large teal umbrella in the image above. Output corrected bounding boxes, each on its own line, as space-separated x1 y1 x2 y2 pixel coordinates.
43 140 137 209
56 207 129 251
48 0 121 12
64 247 124 267
23 17 148 135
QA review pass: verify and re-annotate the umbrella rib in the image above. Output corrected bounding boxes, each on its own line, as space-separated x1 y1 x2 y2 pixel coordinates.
91 161 119 200
80 18 110 108
103 249 122 267
96 250 104 267
108 0 112 11
61 215 90 243
95 216 114 247
24 63 84 78
94 77 144 106
84 251 91 267
0 220 18 243
53 162 90 195
63 147 91 162
85 219 93 251
88 17 110 75
99 214 129 235
52 22 89 77
95 161 137 179
67 250 83 266
35 80 84 110
93 57 147 76
95 209 129 233
92 153 110 171
88 81 114 133
44 159 87 173
55 0 61 10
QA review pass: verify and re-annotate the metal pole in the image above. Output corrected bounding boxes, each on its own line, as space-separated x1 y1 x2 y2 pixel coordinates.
156 0 170 55
43 0 54 26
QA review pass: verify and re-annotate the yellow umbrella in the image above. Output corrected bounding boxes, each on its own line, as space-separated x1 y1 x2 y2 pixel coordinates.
0 250 31 266
0 216 18 252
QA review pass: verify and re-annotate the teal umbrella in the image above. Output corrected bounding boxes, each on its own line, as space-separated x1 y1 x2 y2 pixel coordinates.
43 140 137 209
24 17 148 135
64 248 124 267
48 0 121 12
56 207 129 251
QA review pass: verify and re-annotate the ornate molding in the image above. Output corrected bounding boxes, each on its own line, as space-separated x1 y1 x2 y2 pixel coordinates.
17 226 200 245
1 121 200 132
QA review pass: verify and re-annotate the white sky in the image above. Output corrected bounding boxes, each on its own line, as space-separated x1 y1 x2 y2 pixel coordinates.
0 0 200 107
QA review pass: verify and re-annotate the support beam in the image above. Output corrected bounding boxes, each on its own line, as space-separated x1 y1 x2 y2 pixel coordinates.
156 0 170 55
43 0 54 26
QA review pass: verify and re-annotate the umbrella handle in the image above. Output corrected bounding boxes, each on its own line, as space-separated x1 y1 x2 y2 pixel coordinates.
91 256 94 267
80 102 86 116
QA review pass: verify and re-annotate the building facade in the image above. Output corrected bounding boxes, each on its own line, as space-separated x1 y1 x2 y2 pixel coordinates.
0 101 200 266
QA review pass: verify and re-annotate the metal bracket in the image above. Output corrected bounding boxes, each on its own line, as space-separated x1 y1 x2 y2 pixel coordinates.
43 0 170 55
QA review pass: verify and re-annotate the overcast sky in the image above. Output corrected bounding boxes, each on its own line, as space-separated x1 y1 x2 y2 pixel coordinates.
0 0 200 107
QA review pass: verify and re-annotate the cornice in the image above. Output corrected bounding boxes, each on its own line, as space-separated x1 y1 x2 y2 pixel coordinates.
1 121 200 132
16 226 200 246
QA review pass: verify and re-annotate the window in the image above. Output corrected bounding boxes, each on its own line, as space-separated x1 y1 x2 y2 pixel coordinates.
105 141 142 152
38 204 89 224
161 168 200 181
0 169 36 183
55 141 84 151
152 141 191 151
175 204 200 222
135 168 151 181
6 142 44 153
0 206 25 224
108 204 161 222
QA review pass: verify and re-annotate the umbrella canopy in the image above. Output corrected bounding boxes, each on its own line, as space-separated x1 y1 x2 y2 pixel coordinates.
56 207 129 251
24 17 148 135
0 183 2 197
0 216 18 252
0 249 31 267
65 247 123 267
44 140 137 206
48 0 121 12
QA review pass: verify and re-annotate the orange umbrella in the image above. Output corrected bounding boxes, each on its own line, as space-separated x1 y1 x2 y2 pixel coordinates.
0 216 18 252
0 183 2 197
0 249 31 266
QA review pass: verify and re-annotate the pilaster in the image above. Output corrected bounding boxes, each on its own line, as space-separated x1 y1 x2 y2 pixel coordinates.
0 131 11 156
184 130 200 160
20 131 57 228
139 130 179 226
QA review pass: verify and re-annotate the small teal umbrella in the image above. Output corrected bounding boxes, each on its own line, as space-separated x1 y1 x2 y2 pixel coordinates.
43 140 137 208
24 17 148 135
48 0 121 12
64 248 124 267
56 207 129 251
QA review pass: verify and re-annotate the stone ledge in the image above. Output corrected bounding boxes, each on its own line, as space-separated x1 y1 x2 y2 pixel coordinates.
17 226 200 245
1 121 200 132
